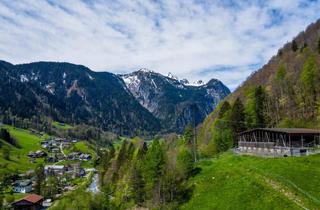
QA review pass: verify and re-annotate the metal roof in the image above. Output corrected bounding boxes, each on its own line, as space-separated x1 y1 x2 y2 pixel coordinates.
239 128 320 135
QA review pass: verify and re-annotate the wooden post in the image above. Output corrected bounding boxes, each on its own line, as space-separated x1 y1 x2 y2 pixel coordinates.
289 134 291 147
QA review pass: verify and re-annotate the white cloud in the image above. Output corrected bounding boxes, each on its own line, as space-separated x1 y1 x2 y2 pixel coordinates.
0 0 319 90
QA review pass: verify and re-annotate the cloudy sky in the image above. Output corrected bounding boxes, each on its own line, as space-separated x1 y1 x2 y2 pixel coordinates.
0 0 319 90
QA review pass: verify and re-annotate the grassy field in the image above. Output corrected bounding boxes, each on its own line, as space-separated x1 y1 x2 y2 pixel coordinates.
52 121 73 130
0 126 46 175
181 152 320 210
63 141 94 155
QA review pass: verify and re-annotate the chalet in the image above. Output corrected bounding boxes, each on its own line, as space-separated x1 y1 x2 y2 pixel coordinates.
11 194 44 210
35 150 47 157
41 141 49 149
79 153 91 161
51 148 60 153
28 150 47 158
44 165 66 176
62 142 71 148
238 128 320 157
13 179 32 193
67 152 80 160
46 156 58 163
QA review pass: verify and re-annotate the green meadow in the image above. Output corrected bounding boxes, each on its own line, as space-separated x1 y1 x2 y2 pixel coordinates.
0 126 46 175
181 152 320 210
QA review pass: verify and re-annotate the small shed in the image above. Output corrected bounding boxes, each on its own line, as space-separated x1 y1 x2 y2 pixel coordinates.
238 128 320 157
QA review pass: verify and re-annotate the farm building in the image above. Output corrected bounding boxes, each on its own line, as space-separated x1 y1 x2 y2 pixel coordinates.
11 194 44 210
238 128 320 157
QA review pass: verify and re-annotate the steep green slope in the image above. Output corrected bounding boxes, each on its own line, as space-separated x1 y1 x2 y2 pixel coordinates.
197 19 320 155
0 126 45 175
181 153 320 210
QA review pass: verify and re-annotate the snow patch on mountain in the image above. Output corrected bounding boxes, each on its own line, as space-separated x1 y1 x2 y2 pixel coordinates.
87 74 94 80
20 75 29 82
122 75 140 88
167 72 178 80
45 83 55 95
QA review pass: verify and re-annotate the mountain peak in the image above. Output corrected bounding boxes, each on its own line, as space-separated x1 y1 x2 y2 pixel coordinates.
138 68 154 73
167 72 178 80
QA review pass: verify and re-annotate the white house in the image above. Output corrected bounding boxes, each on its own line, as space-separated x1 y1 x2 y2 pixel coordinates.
13 179 32 193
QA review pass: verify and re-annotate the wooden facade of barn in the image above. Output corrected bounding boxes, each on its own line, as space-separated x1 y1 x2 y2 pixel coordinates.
237 128 320 157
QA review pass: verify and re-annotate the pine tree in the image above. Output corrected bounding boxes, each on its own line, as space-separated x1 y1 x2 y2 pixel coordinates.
230 98 246 146
130 161 145 205
143 140 166 203
254 86 267 128
218 101 231 118
183 124 193 145
292 40 298 52
177 146 194 179
34 164 45 194
245 86 267 128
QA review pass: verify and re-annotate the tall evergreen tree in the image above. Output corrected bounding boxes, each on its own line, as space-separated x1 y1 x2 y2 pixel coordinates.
130 160 145 205
183 124 197 162
143 140 166 203
254 86 267 128
230 98 246 146
34 164 45 194
218 101 231 118
292 40 298 52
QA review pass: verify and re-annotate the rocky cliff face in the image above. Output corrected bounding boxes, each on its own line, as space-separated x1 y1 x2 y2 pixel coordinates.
121 69 230 132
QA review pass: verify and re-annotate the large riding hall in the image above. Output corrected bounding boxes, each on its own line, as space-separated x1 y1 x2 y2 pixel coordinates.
237 128 320 157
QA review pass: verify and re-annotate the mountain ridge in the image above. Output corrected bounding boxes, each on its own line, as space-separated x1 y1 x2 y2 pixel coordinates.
0 60 230 135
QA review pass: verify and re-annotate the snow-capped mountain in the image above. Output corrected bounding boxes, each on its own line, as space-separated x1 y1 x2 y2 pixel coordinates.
0 60 229 135
120 69 230 132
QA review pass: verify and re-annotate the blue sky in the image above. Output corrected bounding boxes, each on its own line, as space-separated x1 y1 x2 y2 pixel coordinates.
0 0 319 90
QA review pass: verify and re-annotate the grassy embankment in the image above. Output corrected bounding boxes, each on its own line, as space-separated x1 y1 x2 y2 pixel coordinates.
0 125 46 176
181 152 320 210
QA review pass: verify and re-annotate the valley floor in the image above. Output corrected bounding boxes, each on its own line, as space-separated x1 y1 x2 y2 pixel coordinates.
181 152 320 210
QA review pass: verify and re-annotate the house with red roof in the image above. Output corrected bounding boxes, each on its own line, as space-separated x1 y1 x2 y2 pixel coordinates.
11 194 44 210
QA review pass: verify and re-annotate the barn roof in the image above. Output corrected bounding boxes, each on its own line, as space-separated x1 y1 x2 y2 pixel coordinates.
22 194 43 203
12 194 43 206
239 128 320 135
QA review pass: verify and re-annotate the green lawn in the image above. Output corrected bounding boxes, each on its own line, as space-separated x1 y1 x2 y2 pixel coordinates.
0 126 46 175
181 152 320 210
64 141 95 155
52 121 73 130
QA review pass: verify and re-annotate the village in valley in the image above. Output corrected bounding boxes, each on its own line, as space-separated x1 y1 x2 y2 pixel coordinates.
0 123 99 209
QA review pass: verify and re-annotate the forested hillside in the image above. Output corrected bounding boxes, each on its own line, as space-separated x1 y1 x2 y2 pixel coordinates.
0 61 229 137
197 19 320 156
